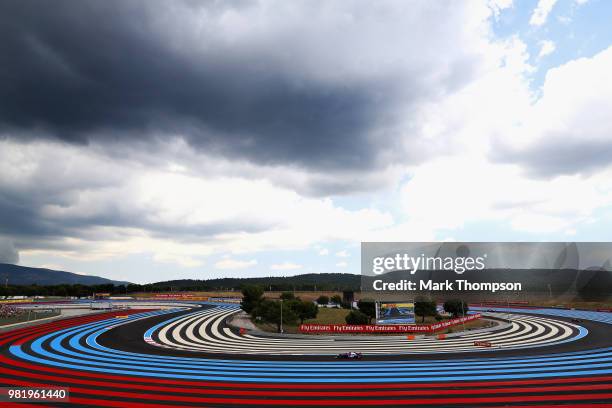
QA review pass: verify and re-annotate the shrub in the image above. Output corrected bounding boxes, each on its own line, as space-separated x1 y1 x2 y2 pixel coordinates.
443 299 469 318
414 299 437 323
289 300 318 324
280 292 295 301
357 299 376 323
252 299 297 332
345 310 369 325
240 285 264 313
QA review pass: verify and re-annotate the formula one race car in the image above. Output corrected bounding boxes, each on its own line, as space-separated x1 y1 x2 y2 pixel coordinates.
335 352 363 360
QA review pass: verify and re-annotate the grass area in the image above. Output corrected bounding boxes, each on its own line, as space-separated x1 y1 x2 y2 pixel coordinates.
307 307 350 324
255 307 350 334
0 310 60 327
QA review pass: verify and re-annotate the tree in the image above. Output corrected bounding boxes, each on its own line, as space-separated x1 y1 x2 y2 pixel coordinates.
280 292 295 301
289 300 318 324
345 310 369 324
330 295 342 305
316 295 329 305
414 299 438 323
357 299 376 323
240 285 264 313
253 299 297 332
443 299 469 318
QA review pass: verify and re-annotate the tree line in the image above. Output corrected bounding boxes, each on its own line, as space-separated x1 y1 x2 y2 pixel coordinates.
241 286 320 332
240 286 470 330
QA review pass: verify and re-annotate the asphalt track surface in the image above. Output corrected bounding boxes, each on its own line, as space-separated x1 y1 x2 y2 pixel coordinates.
0 302 611 407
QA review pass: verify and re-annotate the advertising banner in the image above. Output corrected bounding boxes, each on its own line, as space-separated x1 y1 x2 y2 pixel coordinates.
0 299 33 304
376 302 415 324
299 313 481 334
153 293 195 298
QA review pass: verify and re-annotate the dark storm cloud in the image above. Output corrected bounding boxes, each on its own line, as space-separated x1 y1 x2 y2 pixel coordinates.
0 0 437 171
0 0 476 169
0 186 272 244
0 1 488 255
0 237 19 264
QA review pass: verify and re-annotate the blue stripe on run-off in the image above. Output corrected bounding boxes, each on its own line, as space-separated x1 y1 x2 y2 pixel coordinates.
9 344 612 383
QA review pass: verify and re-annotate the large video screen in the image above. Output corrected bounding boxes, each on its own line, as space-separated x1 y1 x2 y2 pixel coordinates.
376 302 415 324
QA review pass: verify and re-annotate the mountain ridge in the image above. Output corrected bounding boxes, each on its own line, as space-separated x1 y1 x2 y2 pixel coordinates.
0 263 130 286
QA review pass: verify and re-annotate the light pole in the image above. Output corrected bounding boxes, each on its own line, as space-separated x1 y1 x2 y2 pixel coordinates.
547 283 552 300
507 297 511 321
280 299 283 334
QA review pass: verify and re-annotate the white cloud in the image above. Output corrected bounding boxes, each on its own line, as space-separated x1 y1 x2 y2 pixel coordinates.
496 46 612 176
215 258 257 270
394 44 612 235
399 152 612 236
387 38 612 238
318 248 329 256
530 0 558 26
538 40 556 58
557 15 572 24
0 139 394 267
488 0 513 20
73 270 90 276
336 261 348 268
335 250 350 258
270 262 302 271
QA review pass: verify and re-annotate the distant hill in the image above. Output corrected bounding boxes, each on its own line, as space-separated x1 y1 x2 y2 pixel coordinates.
152 273 361 291
0 263 129 286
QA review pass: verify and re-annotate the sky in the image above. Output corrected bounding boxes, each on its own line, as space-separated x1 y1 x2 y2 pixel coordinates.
0 0 611 284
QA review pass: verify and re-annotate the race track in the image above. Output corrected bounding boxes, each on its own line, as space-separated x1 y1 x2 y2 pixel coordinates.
1 302 611 406
146 306 584 355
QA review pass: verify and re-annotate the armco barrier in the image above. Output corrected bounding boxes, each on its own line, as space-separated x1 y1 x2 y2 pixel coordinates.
299 313 481 334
